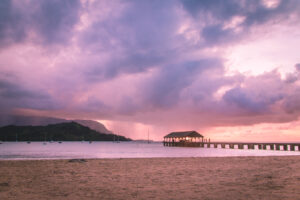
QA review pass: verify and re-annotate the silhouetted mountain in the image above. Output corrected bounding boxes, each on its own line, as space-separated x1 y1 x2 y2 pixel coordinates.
0 115 112 134
0 122 131 141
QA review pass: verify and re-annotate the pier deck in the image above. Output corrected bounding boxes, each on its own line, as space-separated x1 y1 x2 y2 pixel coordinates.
163 142 300 151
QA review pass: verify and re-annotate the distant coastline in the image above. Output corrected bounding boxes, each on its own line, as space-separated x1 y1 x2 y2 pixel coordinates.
0 122 131 142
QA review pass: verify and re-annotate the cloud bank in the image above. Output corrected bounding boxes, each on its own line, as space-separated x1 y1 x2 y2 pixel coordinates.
1 0 300 139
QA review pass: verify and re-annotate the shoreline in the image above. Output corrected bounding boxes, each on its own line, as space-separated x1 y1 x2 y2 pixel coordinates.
1 156 300 199
1 154 300 161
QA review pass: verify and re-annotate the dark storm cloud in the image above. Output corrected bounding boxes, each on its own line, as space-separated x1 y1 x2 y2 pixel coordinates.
0 79 56 111
1 0 300 132
0 0 26 46
82 0 300 82
81 0 183 81
0 80 44 99
283 91 300 114
86 50 167 82
31 0 81 44
0 0 81 47
181 0 242 20
142 59 222 109
182 0 298 23
201 24 237 45
295 63 300 72
223 87 270 114
182 0 300 45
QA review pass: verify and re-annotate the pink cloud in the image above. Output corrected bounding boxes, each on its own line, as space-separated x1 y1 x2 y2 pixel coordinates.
1 0 300 140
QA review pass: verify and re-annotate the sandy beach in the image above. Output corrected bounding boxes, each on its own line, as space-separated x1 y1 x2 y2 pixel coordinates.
0 156 300 200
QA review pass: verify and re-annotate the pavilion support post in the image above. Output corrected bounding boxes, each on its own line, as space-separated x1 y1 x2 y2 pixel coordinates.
276 144 280 150
270 144 274 150
283 144 288 151
258 144 262 150
263 145 267 150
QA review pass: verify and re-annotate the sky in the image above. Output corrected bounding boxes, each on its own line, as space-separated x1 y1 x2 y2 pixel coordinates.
1 0 300 141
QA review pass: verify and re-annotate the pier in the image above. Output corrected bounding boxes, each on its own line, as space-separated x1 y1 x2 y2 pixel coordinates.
163 141 300 151
163 131 300 151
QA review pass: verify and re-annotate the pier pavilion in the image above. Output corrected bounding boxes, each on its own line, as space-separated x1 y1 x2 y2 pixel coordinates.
163 131 204 147
163 131 300 151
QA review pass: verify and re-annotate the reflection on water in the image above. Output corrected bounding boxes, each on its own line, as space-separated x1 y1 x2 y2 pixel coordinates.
0 141 299 160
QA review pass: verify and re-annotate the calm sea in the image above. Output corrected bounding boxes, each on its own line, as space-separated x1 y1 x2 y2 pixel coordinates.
0 141 299 160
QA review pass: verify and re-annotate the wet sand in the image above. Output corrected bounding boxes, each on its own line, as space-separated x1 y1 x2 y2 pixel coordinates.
0 156 300 200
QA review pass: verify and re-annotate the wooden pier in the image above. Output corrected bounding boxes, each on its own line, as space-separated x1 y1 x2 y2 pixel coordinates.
163 131 300 151
163 141 300 151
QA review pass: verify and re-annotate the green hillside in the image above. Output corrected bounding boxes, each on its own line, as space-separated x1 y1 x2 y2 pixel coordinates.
0 122 131 141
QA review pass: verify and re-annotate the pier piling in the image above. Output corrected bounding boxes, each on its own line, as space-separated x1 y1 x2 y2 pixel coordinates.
290 145 295 151
163 141 300 152
276 145 281 150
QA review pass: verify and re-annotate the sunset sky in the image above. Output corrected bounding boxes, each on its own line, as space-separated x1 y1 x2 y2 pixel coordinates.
1 0 300 141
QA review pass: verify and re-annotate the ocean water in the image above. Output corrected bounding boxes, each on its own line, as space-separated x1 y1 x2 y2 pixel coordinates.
0 141 300 160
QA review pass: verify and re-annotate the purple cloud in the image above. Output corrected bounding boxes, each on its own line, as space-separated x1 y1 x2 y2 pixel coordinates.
1 0 300 139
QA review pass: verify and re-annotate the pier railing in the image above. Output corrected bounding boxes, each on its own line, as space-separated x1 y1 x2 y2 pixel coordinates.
163 141 300 151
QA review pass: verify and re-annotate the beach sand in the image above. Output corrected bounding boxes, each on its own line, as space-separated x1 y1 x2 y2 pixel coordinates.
0 156 300 200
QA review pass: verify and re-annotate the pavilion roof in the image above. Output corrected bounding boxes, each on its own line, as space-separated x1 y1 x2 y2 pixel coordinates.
164 131 203 138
